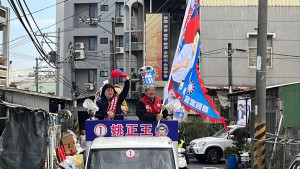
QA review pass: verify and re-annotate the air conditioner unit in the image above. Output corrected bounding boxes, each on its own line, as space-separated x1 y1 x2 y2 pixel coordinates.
116 17 124 24
75 42 85 50
116 47 124 53
85 83 95 91
74 50 85 60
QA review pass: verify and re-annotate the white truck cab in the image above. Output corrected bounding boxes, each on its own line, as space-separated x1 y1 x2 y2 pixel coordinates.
85 120 179 169
189 125 247 164
86 136 177 169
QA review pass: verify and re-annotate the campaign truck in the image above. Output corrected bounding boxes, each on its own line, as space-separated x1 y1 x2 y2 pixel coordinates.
85 120 179 169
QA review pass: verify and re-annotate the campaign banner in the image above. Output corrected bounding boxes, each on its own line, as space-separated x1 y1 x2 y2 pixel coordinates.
162 13 170 81
165 0 227 128
146 14 163 81
139 66 156 88
236 96 251 125
85 120 178 141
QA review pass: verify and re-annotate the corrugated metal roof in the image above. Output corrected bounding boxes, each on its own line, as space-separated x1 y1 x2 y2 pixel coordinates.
227 81 300 95
204 85 253 91
200 0 300 6
0 86 71 101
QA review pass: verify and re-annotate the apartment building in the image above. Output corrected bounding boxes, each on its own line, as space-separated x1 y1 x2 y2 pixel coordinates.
56 0 125 98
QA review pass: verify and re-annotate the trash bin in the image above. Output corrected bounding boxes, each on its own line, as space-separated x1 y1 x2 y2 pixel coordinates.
227 155 238 169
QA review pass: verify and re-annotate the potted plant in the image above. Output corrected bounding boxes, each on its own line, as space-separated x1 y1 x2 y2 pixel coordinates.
223 146 238 169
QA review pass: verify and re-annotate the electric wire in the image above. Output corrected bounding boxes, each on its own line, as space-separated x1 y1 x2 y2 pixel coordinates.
0 0 68 25
8 0 56 68
21 0 55 52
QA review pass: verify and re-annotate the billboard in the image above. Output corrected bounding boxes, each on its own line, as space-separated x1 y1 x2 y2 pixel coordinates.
146 13 170 81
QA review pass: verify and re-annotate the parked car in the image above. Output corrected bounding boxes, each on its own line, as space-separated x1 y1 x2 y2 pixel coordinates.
288 153 300 169
189 125 249 164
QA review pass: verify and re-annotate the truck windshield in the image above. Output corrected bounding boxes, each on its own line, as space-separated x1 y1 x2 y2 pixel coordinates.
86 148 175 169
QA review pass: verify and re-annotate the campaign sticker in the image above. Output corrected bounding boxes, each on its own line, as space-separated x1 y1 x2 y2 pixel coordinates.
155 123 169 136
94 124 107 137
125 149 136 159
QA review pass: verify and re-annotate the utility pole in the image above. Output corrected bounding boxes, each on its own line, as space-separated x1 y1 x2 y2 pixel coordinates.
35 58 39 92
69 42 78 128
227 43 234 122
112 17 116 84
253 0 268 168
56 28 60 96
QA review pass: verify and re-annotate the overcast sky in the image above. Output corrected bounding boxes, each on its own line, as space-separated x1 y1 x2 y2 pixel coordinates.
1 0 56 73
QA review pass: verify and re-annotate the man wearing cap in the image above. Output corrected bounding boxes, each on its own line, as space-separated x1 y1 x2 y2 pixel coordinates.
136 86 168 122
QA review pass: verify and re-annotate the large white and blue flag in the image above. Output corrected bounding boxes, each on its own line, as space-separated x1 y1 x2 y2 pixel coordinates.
165 0 227 128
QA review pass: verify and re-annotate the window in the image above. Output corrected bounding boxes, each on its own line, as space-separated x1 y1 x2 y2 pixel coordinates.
249 48 272 67
89 5 96 18
116 36 123 47
101 5 108 11
89 37 96 51
88 70 95 83
100 71 108 77
100 38 108 44
248 34 274 68
119 4 124 17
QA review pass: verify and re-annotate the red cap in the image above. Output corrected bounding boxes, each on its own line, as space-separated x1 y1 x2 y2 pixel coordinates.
111 69 128 78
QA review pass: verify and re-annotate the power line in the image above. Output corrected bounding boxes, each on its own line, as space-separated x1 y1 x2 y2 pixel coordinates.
8 0 56 68
21 0 55 52
0 0 68 25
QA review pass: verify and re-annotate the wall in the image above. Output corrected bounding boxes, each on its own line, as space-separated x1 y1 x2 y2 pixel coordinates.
199 6 300 87
279 83 300 127
199 0 300 6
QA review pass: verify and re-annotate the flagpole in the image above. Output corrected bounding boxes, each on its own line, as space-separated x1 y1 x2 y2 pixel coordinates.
157 0 193 128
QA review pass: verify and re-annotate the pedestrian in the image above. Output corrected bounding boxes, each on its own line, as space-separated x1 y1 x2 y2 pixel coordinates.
79 130 86 149
95 73 130 120
178 134 190 164
114 84 129 114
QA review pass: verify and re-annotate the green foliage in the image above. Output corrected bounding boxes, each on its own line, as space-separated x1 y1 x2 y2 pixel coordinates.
179 116 221 143
223 146 238 159
231 127 248 153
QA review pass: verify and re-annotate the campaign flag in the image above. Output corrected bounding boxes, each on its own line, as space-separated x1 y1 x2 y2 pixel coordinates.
166 0 227 128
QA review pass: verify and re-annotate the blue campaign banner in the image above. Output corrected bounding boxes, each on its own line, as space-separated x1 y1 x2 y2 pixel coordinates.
86 120 178 141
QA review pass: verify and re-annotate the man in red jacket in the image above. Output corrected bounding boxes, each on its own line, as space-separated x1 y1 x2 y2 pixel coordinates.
136 86 168 122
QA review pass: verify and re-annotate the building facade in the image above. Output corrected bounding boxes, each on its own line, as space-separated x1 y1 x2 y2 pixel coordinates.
56 0 125 98
198 0 300 88
0 4 10 87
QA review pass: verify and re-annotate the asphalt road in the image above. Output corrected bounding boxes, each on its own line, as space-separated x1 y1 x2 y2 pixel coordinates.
186 158 226 169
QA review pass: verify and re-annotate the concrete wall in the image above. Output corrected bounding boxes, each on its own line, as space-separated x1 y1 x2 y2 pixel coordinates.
199 6 300 88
